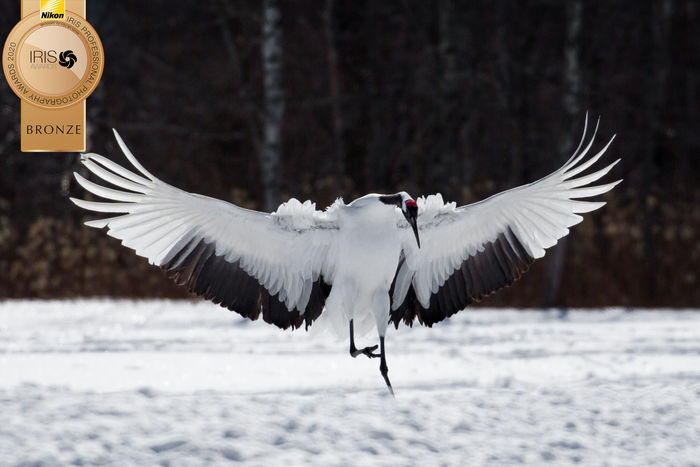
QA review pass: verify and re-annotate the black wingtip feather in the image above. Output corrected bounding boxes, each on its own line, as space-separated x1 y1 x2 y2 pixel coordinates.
162 238 331 330
389 228 535 328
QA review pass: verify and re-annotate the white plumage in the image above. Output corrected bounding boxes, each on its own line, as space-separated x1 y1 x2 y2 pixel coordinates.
393 120 619 311
71 115 620 394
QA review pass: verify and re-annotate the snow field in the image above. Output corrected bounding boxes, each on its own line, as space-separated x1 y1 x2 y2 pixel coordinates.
1 301 699 466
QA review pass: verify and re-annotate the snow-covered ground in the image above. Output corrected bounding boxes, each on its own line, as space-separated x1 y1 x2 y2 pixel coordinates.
1 300 699 466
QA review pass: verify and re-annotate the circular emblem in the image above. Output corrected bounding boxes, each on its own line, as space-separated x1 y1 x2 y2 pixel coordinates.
2 11 104 110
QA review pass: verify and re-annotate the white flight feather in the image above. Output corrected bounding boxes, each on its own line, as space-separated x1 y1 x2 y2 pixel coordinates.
394 118 621 309
71 132 339 313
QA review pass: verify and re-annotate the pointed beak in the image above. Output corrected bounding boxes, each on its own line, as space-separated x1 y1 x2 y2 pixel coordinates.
404 207 420 248
409 216 420 248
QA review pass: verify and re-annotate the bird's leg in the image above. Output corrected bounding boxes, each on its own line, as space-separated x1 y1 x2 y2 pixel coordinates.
379 336 394 397
349 320 379 358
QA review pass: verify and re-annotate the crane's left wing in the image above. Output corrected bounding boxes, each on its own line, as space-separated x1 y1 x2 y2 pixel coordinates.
71 131 339 330
391 118 621 327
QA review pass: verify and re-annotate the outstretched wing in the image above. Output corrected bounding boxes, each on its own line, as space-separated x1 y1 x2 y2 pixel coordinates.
391 116 621 327
71 131 339 330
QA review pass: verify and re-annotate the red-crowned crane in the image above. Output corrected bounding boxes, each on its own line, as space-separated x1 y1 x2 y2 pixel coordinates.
71 115 620 395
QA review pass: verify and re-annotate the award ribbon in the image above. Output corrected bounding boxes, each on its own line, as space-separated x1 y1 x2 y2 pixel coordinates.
3 0 104 151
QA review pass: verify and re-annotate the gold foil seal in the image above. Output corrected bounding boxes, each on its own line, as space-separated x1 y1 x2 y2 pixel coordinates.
3 0 104 151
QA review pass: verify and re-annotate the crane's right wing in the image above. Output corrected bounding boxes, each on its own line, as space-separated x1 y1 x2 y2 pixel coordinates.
391 116 621 327
71 131 339 330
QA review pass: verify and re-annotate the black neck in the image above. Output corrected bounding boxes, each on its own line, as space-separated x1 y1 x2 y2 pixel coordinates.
379 194 402 207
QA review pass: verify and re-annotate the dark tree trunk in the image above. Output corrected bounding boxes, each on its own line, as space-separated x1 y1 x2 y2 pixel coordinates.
542 0 582 309
641 0 673 303
324 0 346 194
430 0 458 200
261 0 285 211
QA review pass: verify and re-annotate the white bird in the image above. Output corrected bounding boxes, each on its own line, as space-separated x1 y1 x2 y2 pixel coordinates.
71 115 621 395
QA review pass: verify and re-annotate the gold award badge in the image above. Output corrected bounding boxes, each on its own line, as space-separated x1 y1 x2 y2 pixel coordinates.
3 0 104 151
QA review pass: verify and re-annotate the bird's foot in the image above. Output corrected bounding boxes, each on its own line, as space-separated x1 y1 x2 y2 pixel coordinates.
380 361 394 397
350 344 380 359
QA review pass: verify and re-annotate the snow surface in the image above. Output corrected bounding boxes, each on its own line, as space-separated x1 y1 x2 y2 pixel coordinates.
1 300 699 466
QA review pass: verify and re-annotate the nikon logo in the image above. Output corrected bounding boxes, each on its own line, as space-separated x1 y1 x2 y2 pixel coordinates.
41 12 65 19
40 0 65 21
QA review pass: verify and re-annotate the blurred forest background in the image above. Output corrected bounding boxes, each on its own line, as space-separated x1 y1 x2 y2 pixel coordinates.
0 0 698 307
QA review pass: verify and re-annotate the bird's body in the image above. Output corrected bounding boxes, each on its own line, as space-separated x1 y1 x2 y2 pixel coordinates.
71 115 621 394
333 197 402 335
